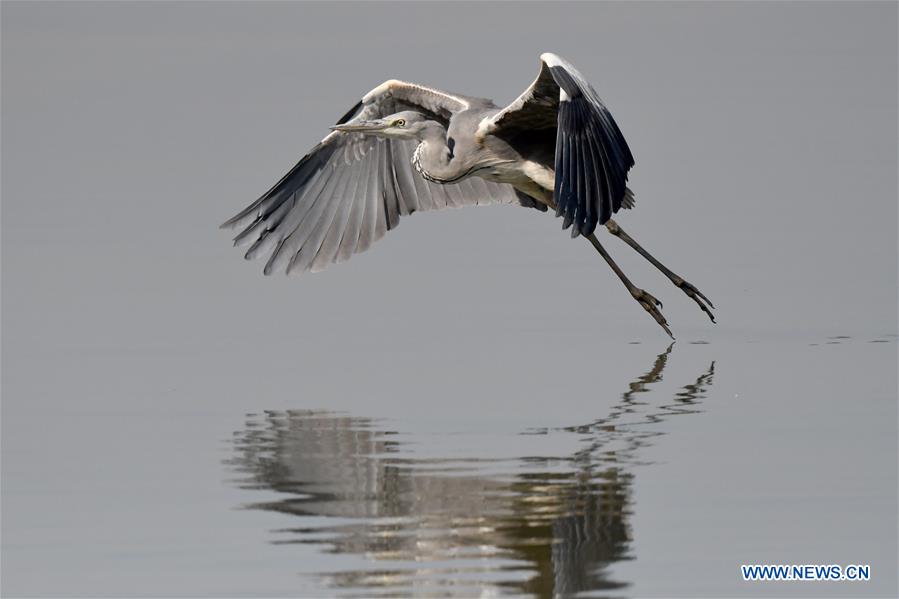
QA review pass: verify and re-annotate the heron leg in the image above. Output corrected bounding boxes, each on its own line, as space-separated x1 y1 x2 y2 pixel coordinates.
586 233 674 339
605 219 716 323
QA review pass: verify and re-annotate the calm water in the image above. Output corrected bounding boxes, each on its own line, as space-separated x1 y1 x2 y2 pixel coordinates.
3 2 897 597
226 345 713 597
212 337 896 597
9 334 896 597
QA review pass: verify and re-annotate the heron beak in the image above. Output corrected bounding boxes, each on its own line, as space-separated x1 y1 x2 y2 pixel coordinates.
330 119 390 133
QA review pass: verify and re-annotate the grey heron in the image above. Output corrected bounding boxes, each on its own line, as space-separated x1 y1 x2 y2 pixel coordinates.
221 53 714 337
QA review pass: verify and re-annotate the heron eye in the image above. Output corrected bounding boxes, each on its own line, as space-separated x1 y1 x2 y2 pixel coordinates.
394 119 405 127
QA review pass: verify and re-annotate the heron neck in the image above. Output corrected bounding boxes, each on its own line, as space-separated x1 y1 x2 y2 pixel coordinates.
412 125 460 183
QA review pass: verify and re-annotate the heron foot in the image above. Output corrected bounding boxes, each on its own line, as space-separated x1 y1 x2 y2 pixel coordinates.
605 220 716 324
631 288 674 339
671 277 716 323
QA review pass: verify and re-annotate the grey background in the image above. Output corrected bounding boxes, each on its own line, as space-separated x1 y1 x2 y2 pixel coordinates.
2 1 896 597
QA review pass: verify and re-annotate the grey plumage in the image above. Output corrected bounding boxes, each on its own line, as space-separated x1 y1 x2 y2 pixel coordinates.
222 99 541 276
221 54 618 276
221 52 715 336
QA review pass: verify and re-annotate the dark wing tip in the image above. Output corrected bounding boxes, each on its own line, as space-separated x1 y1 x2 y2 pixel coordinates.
335 100 364 125
549 62 635 236
547 65 583 99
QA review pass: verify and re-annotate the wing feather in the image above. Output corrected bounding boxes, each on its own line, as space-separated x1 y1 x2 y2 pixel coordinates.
486 52 636 236
382 141 401 230
288 167 346 275
335 160 368 264
310 161 359 272
373 144 390 239
223 83 544 276
574 133 588 237
274 166 339 275
391 141 419 216
355 144 381 255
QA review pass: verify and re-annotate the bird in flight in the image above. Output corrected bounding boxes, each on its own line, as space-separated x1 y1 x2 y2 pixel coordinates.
221 53 714 337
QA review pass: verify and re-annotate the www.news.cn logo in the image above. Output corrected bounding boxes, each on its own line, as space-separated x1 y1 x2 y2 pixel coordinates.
742 564 870 582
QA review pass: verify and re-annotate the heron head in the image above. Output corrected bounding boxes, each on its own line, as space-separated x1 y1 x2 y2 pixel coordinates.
330 111 437 140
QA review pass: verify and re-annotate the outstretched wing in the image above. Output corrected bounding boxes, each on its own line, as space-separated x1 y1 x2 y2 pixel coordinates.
221 81 543 276
482 53 635 236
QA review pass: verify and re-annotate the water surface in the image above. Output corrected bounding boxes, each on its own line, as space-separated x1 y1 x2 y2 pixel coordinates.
3 2 897 597
227 346 714 596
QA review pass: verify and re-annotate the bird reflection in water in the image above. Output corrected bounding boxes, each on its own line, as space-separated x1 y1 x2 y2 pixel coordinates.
227 346 715 597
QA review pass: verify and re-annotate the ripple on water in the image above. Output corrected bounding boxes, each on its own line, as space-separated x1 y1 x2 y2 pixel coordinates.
225 346 717 597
